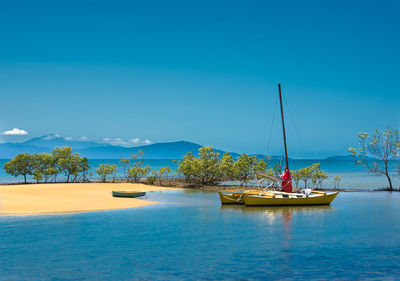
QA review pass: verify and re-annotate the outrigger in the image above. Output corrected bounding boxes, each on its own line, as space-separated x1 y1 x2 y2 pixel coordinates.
219 83 339 206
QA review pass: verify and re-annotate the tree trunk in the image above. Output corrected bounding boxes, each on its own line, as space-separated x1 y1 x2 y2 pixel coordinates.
384 161 393 191
24 174 27 184
67 174 70 183
385 173 393 191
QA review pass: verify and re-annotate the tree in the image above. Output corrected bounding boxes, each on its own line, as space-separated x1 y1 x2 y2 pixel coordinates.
127 150 150 182
128 165 150 182
158 167 172 185
177 152 197 182
267 163 282 177
298 166 313 188
334 176 341 190
291 169 301 187
177 146 221 185
75 157 90 182
234 154 258 185
220 153 236 180
349 128 400 191
119 158 130 182
32 153 56 183
96 164 117 182
255 159 267 173
4 153 34 183
197 146 221 185
52 146 90 183
310 164 328 189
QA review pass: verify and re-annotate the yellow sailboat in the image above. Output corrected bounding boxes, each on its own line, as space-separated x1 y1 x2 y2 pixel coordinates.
219 83 339 206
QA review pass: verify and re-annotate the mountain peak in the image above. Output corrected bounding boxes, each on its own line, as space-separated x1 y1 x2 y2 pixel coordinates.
41 134 63 140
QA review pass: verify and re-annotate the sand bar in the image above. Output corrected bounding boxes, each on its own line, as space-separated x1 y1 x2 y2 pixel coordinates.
0 183 176 215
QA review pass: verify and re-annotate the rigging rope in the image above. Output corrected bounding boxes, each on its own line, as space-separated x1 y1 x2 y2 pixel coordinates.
283 94 307 159
266 93 279 157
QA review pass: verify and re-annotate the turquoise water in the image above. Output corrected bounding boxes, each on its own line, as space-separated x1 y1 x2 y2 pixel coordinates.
1 191 399 280
0 159 399 190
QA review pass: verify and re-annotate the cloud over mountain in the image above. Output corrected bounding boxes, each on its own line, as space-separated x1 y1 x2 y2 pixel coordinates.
2 128 28 135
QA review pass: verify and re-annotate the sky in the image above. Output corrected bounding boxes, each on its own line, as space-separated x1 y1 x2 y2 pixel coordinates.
0 0 399 158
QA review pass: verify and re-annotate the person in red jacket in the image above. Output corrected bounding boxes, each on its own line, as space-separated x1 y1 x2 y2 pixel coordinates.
281 166 293 193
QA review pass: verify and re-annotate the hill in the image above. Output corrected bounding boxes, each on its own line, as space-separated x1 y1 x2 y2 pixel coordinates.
0 134 290 159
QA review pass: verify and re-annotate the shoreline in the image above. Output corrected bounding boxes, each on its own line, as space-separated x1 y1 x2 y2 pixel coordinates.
1 180 398 192
0 183 178 216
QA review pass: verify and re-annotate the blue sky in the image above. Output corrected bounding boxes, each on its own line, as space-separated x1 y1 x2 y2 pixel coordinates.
0 0 399 157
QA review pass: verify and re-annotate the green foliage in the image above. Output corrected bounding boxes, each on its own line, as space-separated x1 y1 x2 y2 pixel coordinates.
52 146 89 183
4 153 34 183
220 153 235 179
127 150 149 182
4 147 91 184
156 166 172 185
349 128 400 191
146 175 156 185
298 166 312 188
267 163 282 177
128 165 150 182
310 163 328 189
176 153 196 182
234 154 258 185
177 146 268 186
119 158 130 182
96 163 117 182
291 169 301 187
32 153 57 183
292 163 328 189
196 146 221 184
334 175 342 190
178 146 221 185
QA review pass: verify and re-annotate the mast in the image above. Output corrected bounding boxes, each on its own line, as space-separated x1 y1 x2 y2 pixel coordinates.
278 83 289 170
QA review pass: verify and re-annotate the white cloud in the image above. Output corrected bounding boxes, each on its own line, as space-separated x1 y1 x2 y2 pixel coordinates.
100 137 152 147
129 138 140 144
78 136 88 141
2 128 28 135
64 136 73 141
43 134 62 140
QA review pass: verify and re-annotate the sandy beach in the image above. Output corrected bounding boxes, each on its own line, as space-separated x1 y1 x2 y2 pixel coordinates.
0 183 176 215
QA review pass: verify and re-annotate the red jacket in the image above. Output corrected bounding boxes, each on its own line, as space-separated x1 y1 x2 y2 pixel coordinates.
281 170 293 193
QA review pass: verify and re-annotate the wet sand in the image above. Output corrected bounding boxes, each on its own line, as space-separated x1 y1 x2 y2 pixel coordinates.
0 183 176 215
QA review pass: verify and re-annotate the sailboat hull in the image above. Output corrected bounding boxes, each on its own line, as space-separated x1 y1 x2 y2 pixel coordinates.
243 191 338 206
219 189 264 204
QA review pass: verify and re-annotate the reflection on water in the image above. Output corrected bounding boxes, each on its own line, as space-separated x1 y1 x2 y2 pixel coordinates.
220 204 335 274
220 204 333 216
220 205 333 236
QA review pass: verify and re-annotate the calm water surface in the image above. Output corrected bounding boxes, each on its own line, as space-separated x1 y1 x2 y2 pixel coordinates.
1 191 399 280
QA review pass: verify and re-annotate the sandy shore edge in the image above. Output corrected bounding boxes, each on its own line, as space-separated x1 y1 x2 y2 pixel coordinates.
0 183 178 216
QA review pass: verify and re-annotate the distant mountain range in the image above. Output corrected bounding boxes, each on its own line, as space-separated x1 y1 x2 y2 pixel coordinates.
0 134 260 159
0 134 354 160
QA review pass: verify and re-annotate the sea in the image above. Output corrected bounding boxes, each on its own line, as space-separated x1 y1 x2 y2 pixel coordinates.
0 159 399 190
0 190 399 280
